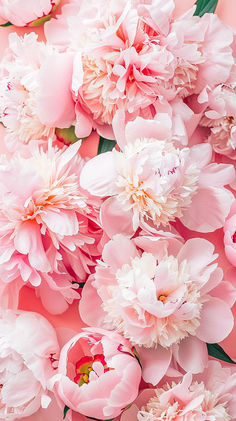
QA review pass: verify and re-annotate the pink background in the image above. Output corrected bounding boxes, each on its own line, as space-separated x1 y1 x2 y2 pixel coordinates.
0 0 235 377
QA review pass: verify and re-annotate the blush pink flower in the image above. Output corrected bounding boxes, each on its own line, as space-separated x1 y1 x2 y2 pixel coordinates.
121 360 236 421
80 114 235 236
79 234 236 384
0 33 75 153
50 327 142 420
0 0 60 27
0 141 102 314
200 63 236 160
45 0 233 137
0 309 59 420
224 201 236 267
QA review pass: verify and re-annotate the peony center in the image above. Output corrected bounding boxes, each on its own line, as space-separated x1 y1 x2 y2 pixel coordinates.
74 354 112 387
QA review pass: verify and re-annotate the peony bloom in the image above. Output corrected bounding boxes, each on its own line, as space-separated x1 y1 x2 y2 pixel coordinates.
200 63 236 160
121 360 236 421
80 114 235 236
0 0 60 27
79 234 236 384
0 309 59 420
45 0 233 137
50 327 142 420
0 32 75 153
0 141 102 314
224 201 236 267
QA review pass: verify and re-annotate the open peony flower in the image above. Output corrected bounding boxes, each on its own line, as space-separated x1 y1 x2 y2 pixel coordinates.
0 141 102 314
50 327 142 420
0 32 75 153
0 0 60 27
0 309 59 420
224 200 236 267
121 360 236 421
80 114 235 236
200 62 236 160
44 0 233 137
79 234 236 384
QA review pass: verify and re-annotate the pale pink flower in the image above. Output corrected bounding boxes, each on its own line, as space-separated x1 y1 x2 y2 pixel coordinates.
121 360 236 421
45 0 233 137
80 114 235 236
0 33 75 153
0 0 60 27
0 309 59 420
0 141 102 314
50 327 142 420
224 201 236 267
200 63 236 160
79 234 236 384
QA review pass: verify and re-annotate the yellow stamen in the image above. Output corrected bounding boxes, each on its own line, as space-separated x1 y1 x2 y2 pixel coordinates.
83 374 89 383
158 294 167 303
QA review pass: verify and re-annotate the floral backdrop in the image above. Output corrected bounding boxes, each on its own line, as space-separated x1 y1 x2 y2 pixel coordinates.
0 0 236 420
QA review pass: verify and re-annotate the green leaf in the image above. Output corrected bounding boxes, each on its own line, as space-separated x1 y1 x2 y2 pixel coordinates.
194 0 218 16
63 405 70 419
87 418 114 421
97 136 116 155
207 343 236 364
55 126 81 145
72 281 86 288
1 21 12 27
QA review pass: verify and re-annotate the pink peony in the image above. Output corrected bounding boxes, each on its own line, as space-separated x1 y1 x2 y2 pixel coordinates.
200 62 236 160
50 327 142 420
121 360 236 421
79 234 236 384
0 32 75 153
80 114 235 236
0 141 102 314
0 0 60 27
224 200 236 266
45 0 233 137
0 309 59 420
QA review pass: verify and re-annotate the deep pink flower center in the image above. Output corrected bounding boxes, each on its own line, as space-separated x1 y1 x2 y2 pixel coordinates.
74 354 111 386
233 232 236 243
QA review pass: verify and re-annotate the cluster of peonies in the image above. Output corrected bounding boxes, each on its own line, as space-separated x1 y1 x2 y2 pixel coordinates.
0 0 236 420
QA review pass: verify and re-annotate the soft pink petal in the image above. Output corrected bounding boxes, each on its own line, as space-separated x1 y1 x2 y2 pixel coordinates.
199 163 235 188
174 336 208 374
102 234 138 270
79 277 106 326
41 209 78 236
80 152 118 197
14 222 50 274
177 238 216 277
100 197 135 238
196 297 234 343
137 345 172 385
181 187 234 232
37 52 76 128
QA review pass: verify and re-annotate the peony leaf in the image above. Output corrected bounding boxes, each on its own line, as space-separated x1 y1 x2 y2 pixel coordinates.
63 405 70 419
194 0 218 16
87 418 114 421
207 343 236 364
98 136 116 155
0 21 12 27
72 281 86 288
55 126 81 145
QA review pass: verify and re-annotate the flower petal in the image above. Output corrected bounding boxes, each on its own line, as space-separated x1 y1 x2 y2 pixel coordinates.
80 152 118 197
174 336 208 374
137 345 171 385
196 297 234 343
100 197 135 238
